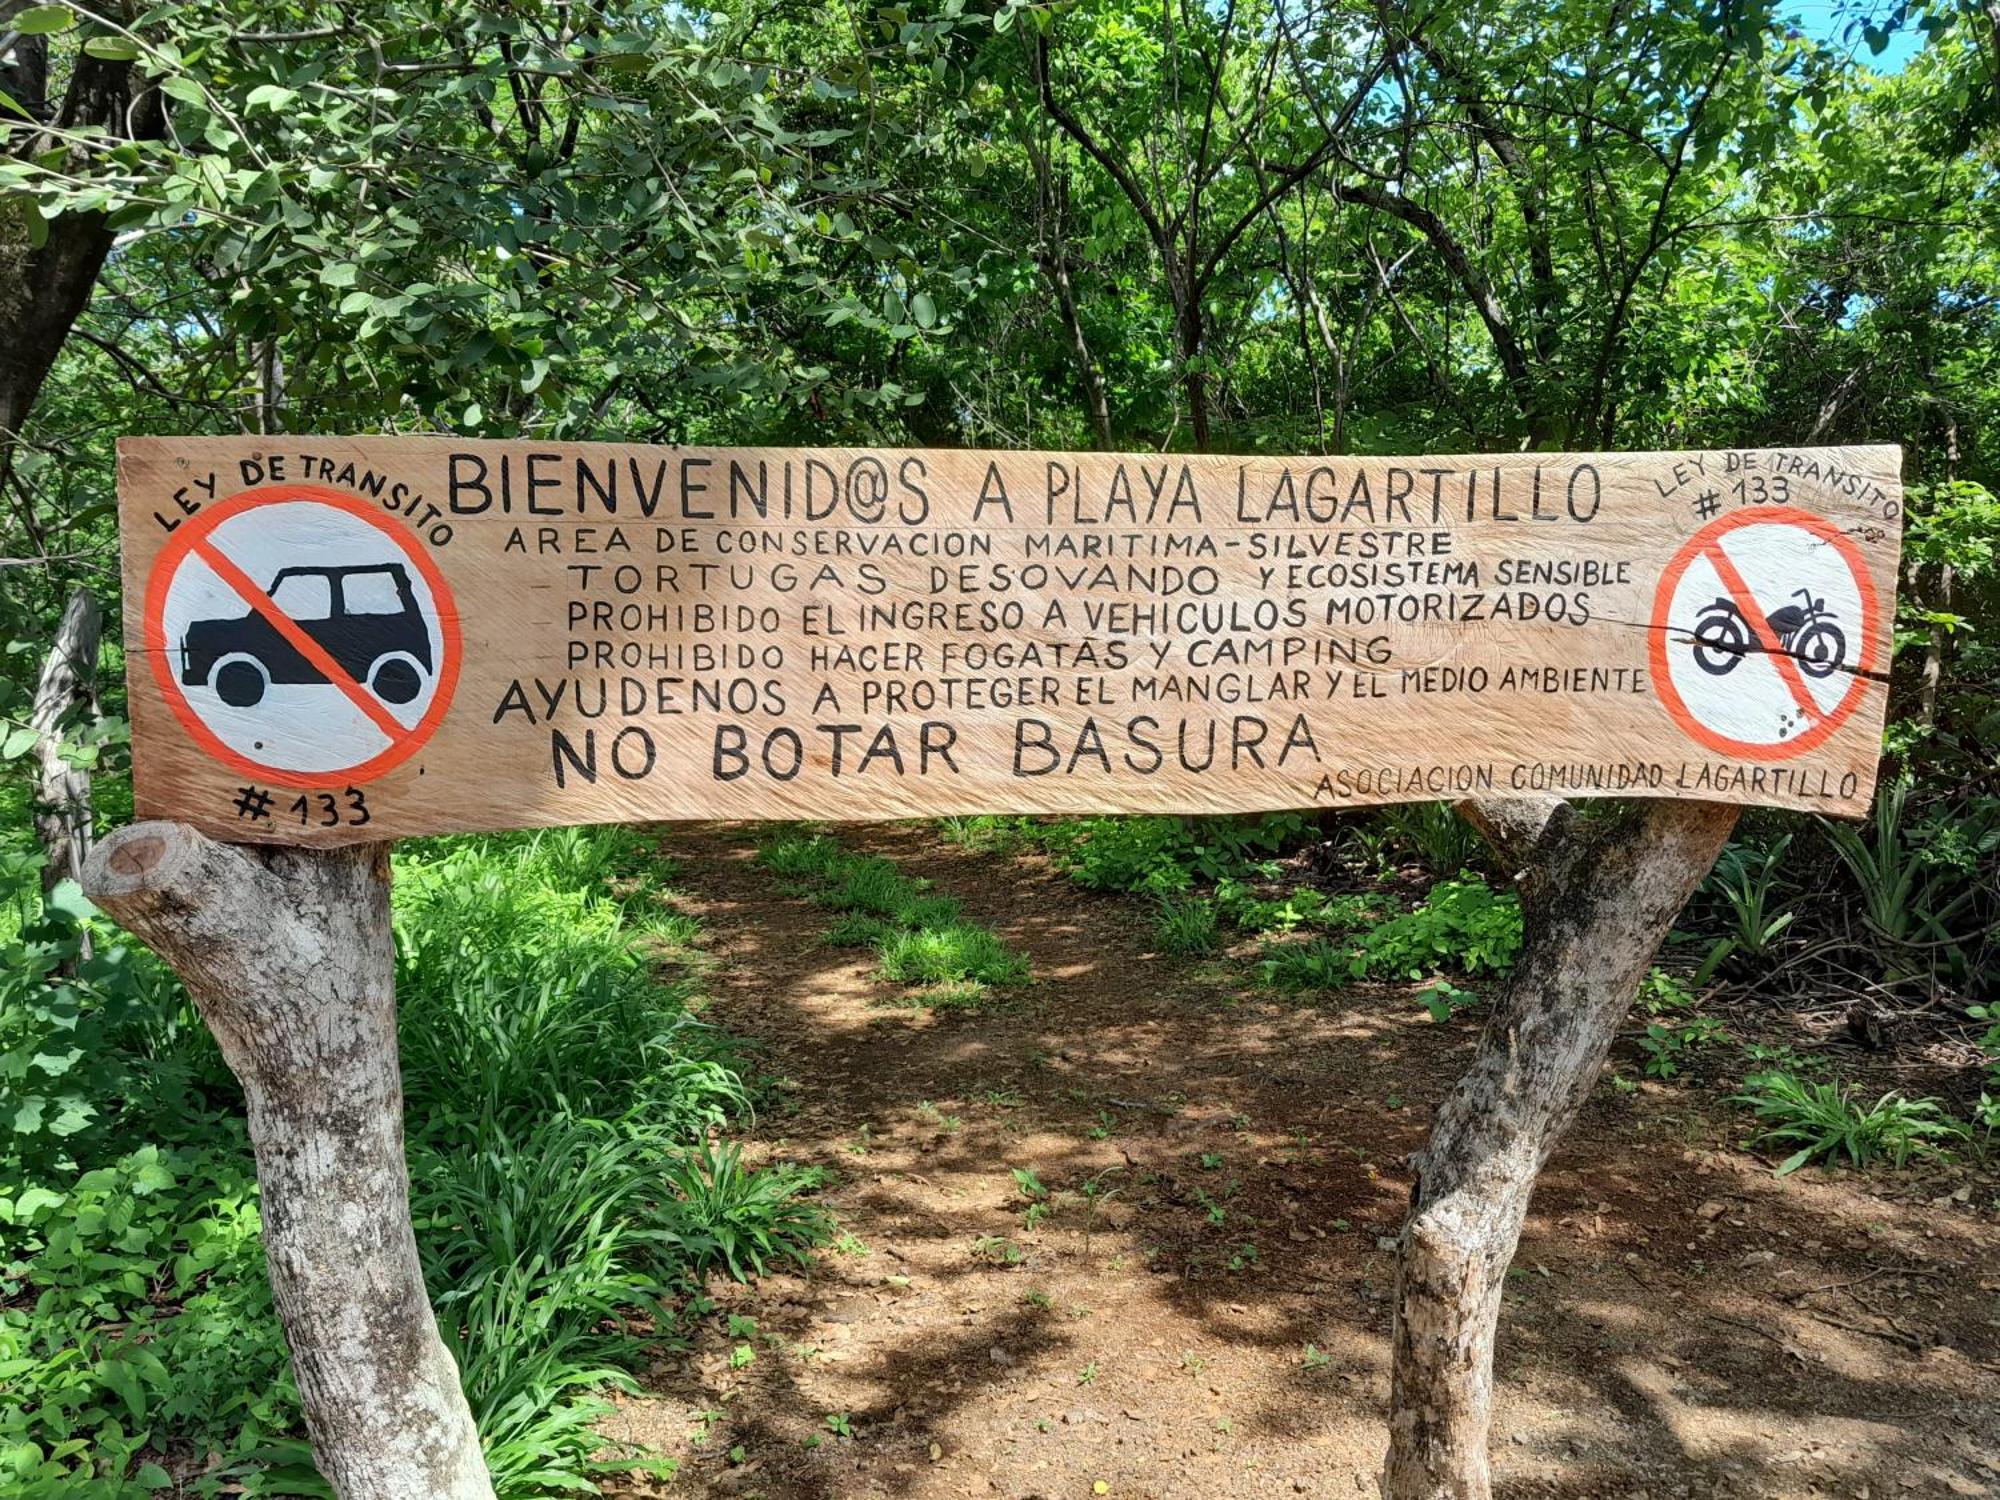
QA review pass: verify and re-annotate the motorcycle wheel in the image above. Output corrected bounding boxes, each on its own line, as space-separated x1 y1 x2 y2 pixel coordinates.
1793 620 1846 678
1691 612 1746 675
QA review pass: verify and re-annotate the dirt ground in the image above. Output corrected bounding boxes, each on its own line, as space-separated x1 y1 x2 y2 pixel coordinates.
602 823 2000 1500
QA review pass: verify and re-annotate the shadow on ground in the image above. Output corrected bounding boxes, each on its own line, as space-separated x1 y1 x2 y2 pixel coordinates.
599 822 2000 1500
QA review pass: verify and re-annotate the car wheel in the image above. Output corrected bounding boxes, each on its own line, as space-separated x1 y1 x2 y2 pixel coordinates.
211 655 269 708
368 653 425 705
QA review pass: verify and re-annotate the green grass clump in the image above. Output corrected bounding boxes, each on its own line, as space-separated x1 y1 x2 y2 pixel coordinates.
1155 895 1222 956
879 924 1030 986
1732 1069 1967 1174
759 830 1028 998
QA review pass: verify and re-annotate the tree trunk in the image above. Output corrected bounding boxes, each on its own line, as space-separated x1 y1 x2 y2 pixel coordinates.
0 48 164 493
1381 798 1739 1500
84 822 495 1500
1042 249 1115 449
31 587 99 896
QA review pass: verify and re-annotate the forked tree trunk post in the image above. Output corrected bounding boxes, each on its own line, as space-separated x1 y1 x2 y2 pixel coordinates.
1381 797 1740 1500
83 821 494 1500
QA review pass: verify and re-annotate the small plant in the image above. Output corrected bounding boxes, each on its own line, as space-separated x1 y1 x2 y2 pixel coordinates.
1076 1361 1099 1385
1011 1165 1048 1200
730 1343 756 1369
1732 1069 1968 1174
1697 835 1795 978
824 1412 853 1439
1226 1241 1259 1271
971 1234 1025 1265
1638 967 1695 1014
1378 801 1486 875
833 1232 869 1258
1417 979 1475 1023
1155 895 1221 956
1300 1344 1333 1372
1638 1015 1730 1079
1022 1287 1053 1309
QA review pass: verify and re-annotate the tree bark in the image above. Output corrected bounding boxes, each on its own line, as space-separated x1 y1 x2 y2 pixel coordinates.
83 822 495 1500
1381 798 1739 1500
0 46 165 497
31 586 100 896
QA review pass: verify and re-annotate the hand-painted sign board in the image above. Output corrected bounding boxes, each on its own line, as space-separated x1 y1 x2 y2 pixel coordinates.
114 438 1902 844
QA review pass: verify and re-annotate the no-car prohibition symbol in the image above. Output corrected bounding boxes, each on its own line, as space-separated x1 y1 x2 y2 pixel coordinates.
143 485 461 787
1648 506 1879 761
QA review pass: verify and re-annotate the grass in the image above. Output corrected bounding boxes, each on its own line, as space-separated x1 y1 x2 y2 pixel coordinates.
1732 1069 1967 1174
0 823 826 1497
758 829 1029 996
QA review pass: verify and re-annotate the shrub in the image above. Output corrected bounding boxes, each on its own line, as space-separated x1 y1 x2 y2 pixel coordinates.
1732 1069 1967 1174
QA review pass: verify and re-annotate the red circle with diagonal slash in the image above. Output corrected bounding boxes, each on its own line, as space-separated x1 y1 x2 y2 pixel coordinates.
143 484 461 787
1648 505 1879 761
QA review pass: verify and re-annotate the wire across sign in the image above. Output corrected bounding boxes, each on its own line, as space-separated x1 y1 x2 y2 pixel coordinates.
114 437 1903 844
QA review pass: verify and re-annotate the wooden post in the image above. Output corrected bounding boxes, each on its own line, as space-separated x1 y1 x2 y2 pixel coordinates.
1380 798 1739 1500
83 821 494 1500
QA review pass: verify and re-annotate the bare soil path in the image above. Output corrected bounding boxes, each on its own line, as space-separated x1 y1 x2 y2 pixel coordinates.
605 822 2000 1500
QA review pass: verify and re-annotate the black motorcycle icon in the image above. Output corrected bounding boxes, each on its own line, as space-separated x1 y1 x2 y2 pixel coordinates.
1691 589 1846 678
181 562 432 709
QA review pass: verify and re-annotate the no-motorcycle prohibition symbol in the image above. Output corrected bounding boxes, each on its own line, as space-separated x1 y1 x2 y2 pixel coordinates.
144 486 461 787
1649 506 1879 761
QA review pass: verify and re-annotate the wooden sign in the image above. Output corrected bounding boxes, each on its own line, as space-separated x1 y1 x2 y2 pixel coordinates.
114 438 1902 844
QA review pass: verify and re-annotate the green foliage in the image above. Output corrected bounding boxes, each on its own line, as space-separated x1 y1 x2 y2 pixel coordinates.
1696 835 1797 979
1153 896 1221 956
1042 814 1308 895
1822 781 1997 983
1732 1070 1968 1175
1213 880 1383 936
1376 803 1487 877
759 831 1029 993
0 829 822 1495
877 924 1030 987
1637 1016 1731 1079
1259 881 1522 992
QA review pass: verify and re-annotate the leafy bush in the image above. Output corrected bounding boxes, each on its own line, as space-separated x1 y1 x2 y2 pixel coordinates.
1259 880 1522 993
1732 1069 1967 1174
1213 879 1382 935
1376 802 1487 876
1696 835 1796 979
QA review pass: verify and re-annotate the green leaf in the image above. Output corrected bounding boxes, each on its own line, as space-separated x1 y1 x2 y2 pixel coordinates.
12 6 76 36
245 83 298 114
910 291 937 329
160 77 206 107
320 262 359 288
83 35 141 61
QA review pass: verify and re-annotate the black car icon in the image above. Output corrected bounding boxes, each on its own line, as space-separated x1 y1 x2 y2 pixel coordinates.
181 562 432 709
